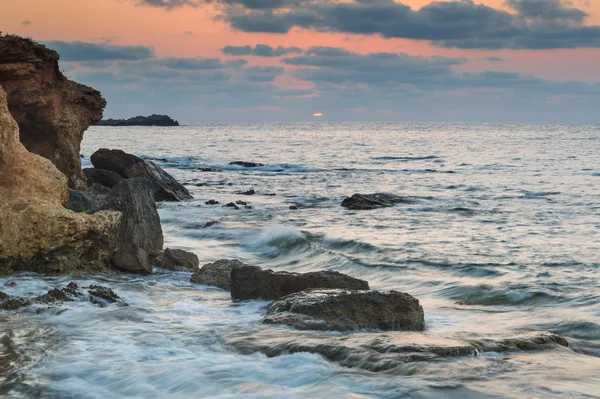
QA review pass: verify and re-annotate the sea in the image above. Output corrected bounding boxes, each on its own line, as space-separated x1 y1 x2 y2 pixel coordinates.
1 122 599 398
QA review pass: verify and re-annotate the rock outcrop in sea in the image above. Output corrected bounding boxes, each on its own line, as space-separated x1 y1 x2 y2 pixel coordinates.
341 193 417 210
95 114 179 127
0 35 106 189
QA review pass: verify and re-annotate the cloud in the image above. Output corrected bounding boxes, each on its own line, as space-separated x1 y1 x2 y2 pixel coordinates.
216 0 600 50
22 20 32 26
243 65 285 81
482 56 504 62
221 44 303 57
156 57 230 70
43 40 155 61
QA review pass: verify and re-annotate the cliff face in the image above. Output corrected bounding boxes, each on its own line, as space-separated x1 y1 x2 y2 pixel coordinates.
0 36 106 189
0 86 121 274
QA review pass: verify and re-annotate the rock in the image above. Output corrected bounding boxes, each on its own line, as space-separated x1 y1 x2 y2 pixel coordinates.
230 266 369 300
265 193 277 196
245 205 253 209
0 292 8 301
90 148 144 176
0 87 121 274
0 36 106 189
229 161 264 168
469 332 569 352
237 189 256 195
154 248 199 271
0 281 124 310
123 161 192 202
191 259 248 290
95 114 179 127
224 202 239 209
264 289 425 332
235 200 247 206
99 178 164 274
83 167 124 188
199 168 219 172
289 205 299 210
205 200 219 205
341 193 417 210
202 220 220 228
65 189 104 214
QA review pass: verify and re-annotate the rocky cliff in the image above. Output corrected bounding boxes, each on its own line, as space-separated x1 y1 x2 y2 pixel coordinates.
0 35 106 189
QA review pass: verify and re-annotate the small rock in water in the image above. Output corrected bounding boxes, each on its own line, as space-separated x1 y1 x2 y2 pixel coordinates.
191 259 249 290
199 168 219 172
264 289 425 332
237 189 256 195
229 161 264 168
224 202 239 209
235 200 247 206
154 248 199 271
205 200 219 205
341 193 417 210
231 265 369 300
289 205 299 210
245 205 253 209
203 220 220 228
265 193 277 196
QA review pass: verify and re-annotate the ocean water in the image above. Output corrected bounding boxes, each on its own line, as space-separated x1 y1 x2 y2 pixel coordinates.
2 122 600 398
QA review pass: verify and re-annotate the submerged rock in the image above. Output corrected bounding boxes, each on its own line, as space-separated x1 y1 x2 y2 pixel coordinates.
154 248 199 271
95 114 179 127
265 289 425 332
0 36 106 189
124 161 192 201
90 149 144 177
191 259 248 290
83 167 124 189
469 332 568 352
230 266 369 300
237 189 256 195
224 202 239 209
341 193 416 210
0 281 124 310
205 200 219 205
229 161 265 168
202 220 220 228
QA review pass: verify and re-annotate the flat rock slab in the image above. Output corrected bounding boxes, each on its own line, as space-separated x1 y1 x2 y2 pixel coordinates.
265 289 425 331
231 266 369 300
124 161 192 201
191 259 249 290
341 193 417 210
154 248 199 271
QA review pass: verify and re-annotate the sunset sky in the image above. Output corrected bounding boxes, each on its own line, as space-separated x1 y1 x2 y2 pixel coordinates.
3 0 600 121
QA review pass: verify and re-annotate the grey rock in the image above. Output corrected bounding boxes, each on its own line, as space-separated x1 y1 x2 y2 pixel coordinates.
65 189 103 213
154 248 199 271
229 161 264 168
341 193 417 210
124 161 192 202
191 259 248 290
83 167 124 188
264 289 425 332
91 148 143 176
230 266 369 300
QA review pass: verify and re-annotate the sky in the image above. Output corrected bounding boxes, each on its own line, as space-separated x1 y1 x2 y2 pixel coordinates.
3 0 600 121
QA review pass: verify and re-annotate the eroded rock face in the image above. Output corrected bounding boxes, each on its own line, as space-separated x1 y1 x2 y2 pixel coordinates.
124 161 192 201
0 87 121 274
341 193 417 210
264 289 425 332
154 248 199 271
0 36 106 189
191 259 248 289
230 266 369 300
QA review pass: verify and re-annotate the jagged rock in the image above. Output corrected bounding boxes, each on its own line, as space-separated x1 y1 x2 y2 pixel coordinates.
224 202 239 209
341 193 417 210
154 248 199 271
230 266 369 300
235 200 247 206
83 167 124 188
0 36 106 189
96 114 179 127
264 289 425 332
205 200 219 205
90 148 143 177
202 220 220 228
99 178 164 274
124 161 192 201
0 87 121 274
229 161 264 168
0 281 124 310
237 189 256 195
191 259 248 290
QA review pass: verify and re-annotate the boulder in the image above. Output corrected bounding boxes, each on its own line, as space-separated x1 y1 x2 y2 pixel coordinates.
90 148 143 176
230 266 369 300
229 161 264 168
0 36 106 189
124 161 192 201
264 289 425 332
191 259 248 289
65 189 104 214
95 114 179 127
341 193 416 210
0 86 121 274
154 248 199 271
83 167 124 188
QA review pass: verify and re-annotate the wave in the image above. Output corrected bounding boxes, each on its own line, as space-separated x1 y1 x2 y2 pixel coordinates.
372 155 441 161
243 226 309 257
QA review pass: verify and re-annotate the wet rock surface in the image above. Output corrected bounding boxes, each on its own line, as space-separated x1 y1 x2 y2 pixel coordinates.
229 161 264 168
230 266 370 300
0 282 124 310
154 248 199 271
124 161 192 201
191 259 248 290
83 167 124 189
95 114 179 127
265 289 425 331
341 193 417 210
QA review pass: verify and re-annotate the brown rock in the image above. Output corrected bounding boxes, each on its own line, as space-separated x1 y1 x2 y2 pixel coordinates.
90 148 143 177
191 259 247 289
341 193 417 210
264 289 425 332
0 36 106 189
124 161 192 201
154 248 199 271
230 265 369 300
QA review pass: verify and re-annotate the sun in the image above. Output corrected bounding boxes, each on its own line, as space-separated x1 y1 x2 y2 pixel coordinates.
313 111 324 117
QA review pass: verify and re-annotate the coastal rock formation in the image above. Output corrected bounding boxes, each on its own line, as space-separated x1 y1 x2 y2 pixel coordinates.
83 167 124 189
91 149 192 201
96 114 179 127
0 281 124 310
0 36 106 189
264 289 425 331
229 161 265 168
230 266 369 300
341 193 417 210
0 87 121 274
191 259 248 289
154 248 199 271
